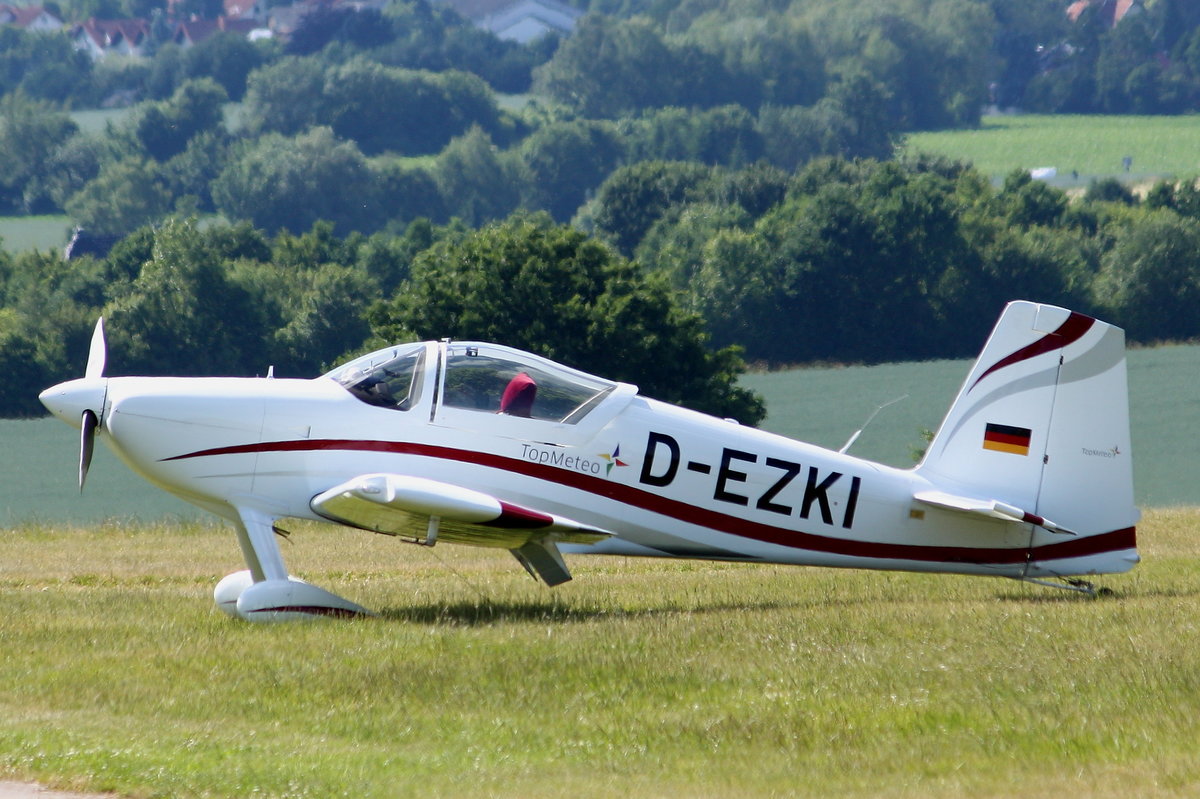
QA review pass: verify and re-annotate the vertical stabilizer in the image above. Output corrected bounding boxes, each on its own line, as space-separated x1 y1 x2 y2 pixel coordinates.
917 301 1138 547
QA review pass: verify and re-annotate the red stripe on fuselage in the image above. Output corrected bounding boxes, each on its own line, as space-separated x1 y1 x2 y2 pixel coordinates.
164 439 1135 565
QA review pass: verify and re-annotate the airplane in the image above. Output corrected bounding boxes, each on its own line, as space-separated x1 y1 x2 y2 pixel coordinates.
38 300 1139 621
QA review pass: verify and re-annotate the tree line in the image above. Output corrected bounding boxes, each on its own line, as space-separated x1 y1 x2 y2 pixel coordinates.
6 156 1200 420
8 0 1200 419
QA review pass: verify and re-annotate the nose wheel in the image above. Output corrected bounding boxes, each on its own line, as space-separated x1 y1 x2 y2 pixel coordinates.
219 506 373 621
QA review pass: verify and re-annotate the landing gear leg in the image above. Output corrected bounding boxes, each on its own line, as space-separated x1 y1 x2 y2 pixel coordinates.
214 505 375 621
1019 576 1114 598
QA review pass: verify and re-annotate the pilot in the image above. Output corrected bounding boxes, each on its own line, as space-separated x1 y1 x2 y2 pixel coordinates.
351 370 395 407
499 372 536 417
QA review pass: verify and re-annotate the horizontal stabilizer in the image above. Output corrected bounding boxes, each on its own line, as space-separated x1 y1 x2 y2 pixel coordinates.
914 490 1076 536
311 473 612 549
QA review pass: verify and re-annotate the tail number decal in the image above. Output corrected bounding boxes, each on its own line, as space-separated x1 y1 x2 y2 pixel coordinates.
639 432 862 529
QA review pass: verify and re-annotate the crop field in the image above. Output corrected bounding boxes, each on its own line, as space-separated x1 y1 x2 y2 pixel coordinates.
905 114 1200 185
6 340 1200 530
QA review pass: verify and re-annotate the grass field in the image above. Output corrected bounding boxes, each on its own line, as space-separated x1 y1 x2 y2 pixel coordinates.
4 339 1200 796
904 113 1200 186
0 510 1197 798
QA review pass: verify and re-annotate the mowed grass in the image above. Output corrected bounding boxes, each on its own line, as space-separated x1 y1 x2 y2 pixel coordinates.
1 512 1199 798
905 114 1200 184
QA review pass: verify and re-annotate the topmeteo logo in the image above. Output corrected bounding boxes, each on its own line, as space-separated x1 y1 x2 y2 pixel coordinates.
598 444 628 477
1081 446 1121 459
519 443 605 476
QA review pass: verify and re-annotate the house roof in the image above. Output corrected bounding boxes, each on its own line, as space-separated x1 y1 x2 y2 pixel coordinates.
71 17 151 51
0 3 63 29
438 0 580 39
1066 0 1138 27
173 15 259 45
223 0 258 19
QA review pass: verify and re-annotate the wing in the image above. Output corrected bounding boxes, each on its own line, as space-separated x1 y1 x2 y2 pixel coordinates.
310 473 613 586
913 489 1076 536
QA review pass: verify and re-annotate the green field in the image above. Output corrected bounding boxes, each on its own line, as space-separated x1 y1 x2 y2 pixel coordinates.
9 341 1199 528
0 510 1197 798
905 113 1200 185
69 107 131 135
0 215 73 254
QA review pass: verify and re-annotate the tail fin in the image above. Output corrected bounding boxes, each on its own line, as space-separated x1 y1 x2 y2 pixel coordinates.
917 301 1138 544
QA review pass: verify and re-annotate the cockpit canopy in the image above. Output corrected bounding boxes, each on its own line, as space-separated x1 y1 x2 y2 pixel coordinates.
327 342 427 410
326 341 623 426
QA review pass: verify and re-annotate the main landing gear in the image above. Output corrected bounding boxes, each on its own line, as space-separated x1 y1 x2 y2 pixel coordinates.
1019 576 1116 598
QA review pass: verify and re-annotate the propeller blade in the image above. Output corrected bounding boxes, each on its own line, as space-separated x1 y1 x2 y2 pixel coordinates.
79 409 98 492
85 317 106 379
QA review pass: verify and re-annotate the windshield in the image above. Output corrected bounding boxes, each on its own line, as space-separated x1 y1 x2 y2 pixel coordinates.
442 344 615 424
326 343 426 411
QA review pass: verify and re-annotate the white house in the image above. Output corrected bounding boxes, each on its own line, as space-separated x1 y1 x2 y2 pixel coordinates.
0 3 64 31
439 0 581 43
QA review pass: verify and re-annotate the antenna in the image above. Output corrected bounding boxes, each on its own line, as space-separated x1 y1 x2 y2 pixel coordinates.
839 394 908 455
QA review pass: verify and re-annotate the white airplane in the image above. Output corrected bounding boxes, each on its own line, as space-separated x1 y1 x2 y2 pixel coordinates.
39 300 1139 621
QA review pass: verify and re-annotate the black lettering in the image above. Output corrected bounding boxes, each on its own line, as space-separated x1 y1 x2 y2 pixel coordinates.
756 457 801 515
800 468 842 525
686 461 712 474
639 432 681 487
842 476 862 529
714 448 757 506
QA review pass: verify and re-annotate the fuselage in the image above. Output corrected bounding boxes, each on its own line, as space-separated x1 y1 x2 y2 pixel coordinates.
47 338 1134 581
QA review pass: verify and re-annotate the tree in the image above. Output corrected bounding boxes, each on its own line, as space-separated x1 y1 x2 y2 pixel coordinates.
1084 177 1136 205
65 158 172 237
242 57 327 136
1094 15 1159 113
212 127 383 235
0 93 79 213
104 218 269 376
269 263 377 376
160 129 232 212
39 132 107 212
995 169 1068 228
432 126 523 227
532 16 681 117
181 32 266 101
285 4 353 55
0 309 51 417
1096 211 1200 341
588 161 715 255
133 78 228 162
368 213 765 422
518 119 625 222
0 28 94 106
322 60 499 155
685 158 976 364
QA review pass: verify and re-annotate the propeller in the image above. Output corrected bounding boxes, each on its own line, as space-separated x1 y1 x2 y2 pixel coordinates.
79 409 98 491
38 317 111 492
85 317 106 379
78 318 107 490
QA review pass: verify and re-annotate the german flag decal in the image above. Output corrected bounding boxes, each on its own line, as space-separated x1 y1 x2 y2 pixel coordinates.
983 423 1032 455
